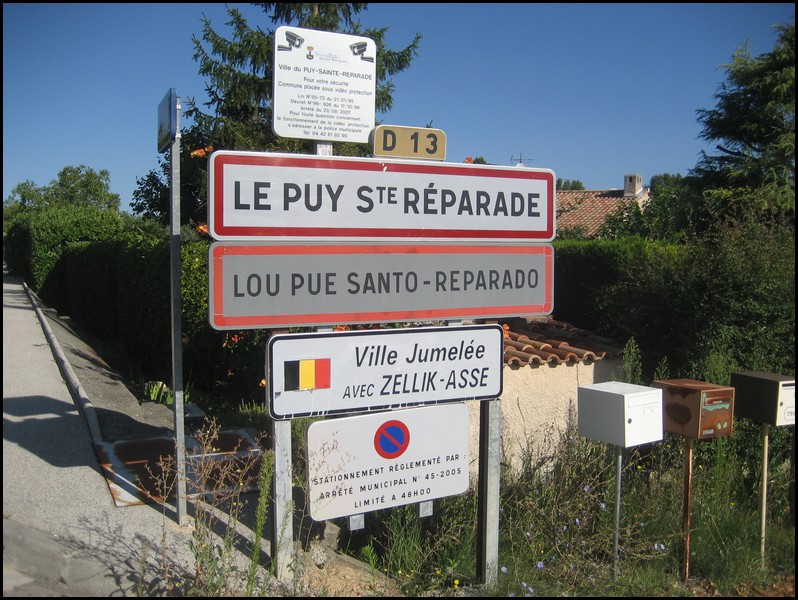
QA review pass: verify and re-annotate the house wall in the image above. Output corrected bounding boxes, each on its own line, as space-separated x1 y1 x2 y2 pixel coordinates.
466 357 622 479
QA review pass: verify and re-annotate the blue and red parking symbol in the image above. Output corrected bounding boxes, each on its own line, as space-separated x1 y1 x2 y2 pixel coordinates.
374 419 410 459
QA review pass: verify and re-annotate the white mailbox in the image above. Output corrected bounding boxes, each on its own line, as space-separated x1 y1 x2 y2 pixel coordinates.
578 381 663 447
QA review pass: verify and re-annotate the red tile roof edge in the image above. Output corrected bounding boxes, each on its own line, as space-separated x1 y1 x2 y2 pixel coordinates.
497 317 622 368
308 317 622 369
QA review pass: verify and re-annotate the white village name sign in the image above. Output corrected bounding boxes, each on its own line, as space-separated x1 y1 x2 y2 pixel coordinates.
208 151 556 243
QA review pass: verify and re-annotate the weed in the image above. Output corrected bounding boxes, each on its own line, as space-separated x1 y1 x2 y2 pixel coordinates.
141 338 793 597
143 380 174 405
335 408 794 597
245 448 275 596
144 417 277 596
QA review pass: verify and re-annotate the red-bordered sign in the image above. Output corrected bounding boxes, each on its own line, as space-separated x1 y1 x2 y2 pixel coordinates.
208 242 554 329
208 151 555 242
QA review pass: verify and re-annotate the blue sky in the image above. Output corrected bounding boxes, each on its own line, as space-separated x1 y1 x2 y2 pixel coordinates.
3 3 794 214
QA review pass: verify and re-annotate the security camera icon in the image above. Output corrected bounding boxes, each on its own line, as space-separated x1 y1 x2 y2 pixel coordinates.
350 41 374 62
278 31 304 51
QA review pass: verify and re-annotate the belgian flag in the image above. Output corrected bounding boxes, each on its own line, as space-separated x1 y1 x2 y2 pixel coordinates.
284 358 331 391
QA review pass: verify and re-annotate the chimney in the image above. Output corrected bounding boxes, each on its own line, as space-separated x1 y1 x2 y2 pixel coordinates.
624 174 643 198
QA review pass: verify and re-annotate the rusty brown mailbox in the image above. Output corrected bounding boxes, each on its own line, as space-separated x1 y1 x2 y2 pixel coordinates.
653 379 735 439
731 371 795 427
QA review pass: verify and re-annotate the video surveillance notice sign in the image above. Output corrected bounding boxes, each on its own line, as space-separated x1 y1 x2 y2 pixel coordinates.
273 26 376 143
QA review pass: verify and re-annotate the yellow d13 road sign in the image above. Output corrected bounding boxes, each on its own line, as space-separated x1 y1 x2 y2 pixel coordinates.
372 124 446 160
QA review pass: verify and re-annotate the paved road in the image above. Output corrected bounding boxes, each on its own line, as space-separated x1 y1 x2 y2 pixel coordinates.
2 268 199 596
2 266 385 597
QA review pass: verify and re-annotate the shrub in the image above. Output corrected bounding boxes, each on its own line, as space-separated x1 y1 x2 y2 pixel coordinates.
4 204 124 310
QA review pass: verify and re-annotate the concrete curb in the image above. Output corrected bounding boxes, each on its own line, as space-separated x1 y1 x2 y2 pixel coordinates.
20 279 104 444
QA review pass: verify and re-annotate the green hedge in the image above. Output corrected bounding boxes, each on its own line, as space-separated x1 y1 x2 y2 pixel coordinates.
553 222 795 378
6 208 793 411
4 205 125 312
63 241 122 341
115 239 173 376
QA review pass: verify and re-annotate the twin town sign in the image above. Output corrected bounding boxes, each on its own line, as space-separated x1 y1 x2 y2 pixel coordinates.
208 151 556 243
267 324 504 419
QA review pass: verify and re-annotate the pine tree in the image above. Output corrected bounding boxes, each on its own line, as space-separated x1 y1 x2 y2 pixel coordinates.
133 3 421 223
692 21 795 218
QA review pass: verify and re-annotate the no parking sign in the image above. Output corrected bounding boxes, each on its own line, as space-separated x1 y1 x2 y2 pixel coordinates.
374 420 410 459
306 404 469 520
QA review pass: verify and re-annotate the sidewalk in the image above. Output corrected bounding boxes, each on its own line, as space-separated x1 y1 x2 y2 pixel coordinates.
2 267 202 596
2 266 399 597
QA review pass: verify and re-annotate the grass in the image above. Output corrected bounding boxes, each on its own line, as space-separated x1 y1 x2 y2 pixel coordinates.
148 339 794 597
330 416 794 597
197 396 792 597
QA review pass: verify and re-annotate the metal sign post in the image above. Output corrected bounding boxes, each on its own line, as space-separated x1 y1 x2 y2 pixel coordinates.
681 437 694 582
170 97 188 527
270 406 295 582
159 88 188 527
759 423 770 569
270 141 335 582
476 395 501 586
612 445 623 582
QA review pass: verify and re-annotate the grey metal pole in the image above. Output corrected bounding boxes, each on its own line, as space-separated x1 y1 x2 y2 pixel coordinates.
682 437 694 582
271 417 295 582
612 445 622 582
760 423 770 569
477 397 501 587
170 96 188 526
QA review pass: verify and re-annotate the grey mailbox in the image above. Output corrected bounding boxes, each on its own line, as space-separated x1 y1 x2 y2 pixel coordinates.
731 371 795 427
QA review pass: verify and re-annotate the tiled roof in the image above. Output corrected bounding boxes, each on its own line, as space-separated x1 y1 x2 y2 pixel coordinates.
500 317 622 367
333 318 622 368
557 189 648 237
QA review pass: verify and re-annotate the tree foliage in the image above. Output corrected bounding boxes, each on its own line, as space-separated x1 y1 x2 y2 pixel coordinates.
40 165 120 211
556 178 585 190
599 173 703 241
132 3 421 224
601 20 795 241
692 21 795 221
130 142 209 226
4 165 120 233
4 180 44 210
